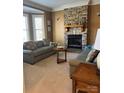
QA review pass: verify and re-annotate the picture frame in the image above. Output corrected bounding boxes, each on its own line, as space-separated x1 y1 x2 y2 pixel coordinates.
47 20 51 25
48 26 51 32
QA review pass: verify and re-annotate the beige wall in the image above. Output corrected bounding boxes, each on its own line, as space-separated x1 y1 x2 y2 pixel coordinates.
88 4 100 44
52 10 64 44
45 11 53 41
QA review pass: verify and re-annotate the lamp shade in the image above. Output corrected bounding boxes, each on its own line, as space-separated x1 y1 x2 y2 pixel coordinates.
97 54 100 70
93 29 100 50
94 29 100 70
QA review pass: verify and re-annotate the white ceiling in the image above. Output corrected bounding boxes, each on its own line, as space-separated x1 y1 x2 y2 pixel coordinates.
23 6 44 13
30 0 88 8
24 0 99 11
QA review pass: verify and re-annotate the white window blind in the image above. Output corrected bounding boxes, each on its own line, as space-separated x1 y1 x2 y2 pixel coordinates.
23 14 29 42
32 15 45 40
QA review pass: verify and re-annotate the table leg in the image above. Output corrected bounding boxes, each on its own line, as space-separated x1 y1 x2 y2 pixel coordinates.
98 84 100 93
65 50 67 61
72 80 76 93
57 51 59 63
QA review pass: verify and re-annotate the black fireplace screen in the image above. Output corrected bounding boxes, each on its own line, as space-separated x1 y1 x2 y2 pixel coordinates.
68 35 82 49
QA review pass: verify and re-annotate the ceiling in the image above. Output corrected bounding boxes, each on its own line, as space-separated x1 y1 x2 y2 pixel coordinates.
24 0 99 11
30 0 88 8
23 6 44 13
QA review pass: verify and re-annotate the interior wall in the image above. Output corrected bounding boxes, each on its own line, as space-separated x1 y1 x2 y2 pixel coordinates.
88 4 100 44
52 4 100 45
52 10 64 44
45 12 53 41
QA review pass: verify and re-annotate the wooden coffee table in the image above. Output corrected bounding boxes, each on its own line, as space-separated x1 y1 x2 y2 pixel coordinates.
71 63 100 93
54 48 67 64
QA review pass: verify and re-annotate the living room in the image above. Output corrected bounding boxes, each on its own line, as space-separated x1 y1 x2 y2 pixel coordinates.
1 0 124 93
23 0 100 93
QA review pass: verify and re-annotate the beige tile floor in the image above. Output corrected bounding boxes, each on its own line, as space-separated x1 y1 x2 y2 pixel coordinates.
23 52 79 93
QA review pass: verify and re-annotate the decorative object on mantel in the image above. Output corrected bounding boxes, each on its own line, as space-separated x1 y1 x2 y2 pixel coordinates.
65 27 70 32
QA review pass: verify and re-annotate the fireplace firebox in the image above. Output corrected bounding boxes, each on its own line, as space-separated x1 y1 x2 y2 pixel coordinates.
68 35 82 49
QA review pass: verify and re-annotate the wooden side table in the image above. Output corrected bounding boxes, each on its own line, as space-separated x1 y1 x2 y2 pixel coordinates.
71 63 100 93
54 48 67 64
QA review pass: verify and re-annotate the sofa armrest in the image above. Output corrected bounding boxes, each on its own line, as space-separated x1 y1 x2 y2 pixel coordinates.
23 50 33 54
23 50 35 64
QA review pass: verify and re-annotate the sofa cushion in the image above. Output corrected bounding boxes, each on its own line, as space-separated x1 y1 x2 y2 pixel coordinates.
43 39 50 46
76 47 91 61
35 40 44 48
33 46 54 56
23 41 37 50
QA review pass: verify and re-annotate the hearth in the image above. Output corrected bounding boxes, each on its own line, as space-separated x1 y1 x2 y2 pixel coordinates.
67 35 82 49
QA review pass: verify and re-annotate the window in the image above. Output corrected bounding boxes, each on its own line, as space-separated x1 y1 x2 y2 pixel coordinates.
32 15 45 40
23 14 29 42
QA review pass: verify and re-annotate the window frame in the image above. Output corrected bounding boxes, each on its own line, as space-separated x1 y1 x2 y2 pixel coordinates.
32 14 45 41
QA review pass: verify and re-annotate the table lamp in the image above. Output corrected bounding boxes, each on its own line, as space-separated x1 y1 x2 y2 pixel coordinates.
94 28 100 70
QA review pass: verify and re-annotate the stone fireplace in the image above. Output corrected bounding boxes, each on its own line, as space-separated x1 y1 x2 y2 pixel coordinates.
64 6 88 50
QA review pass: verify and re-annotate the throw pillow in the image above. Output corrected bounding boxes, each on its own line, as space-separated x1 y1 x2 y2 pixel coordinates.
50 42 57 47
77 47 91 61
23 41 37 50
43 39 50 46
86 49 100 63
35 40 44 48
93 57 97 64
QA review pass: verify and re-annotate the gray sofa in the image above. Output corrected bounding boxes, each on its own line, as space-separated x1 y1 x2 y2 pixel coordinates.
23 40 56 64
69 46 98 76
